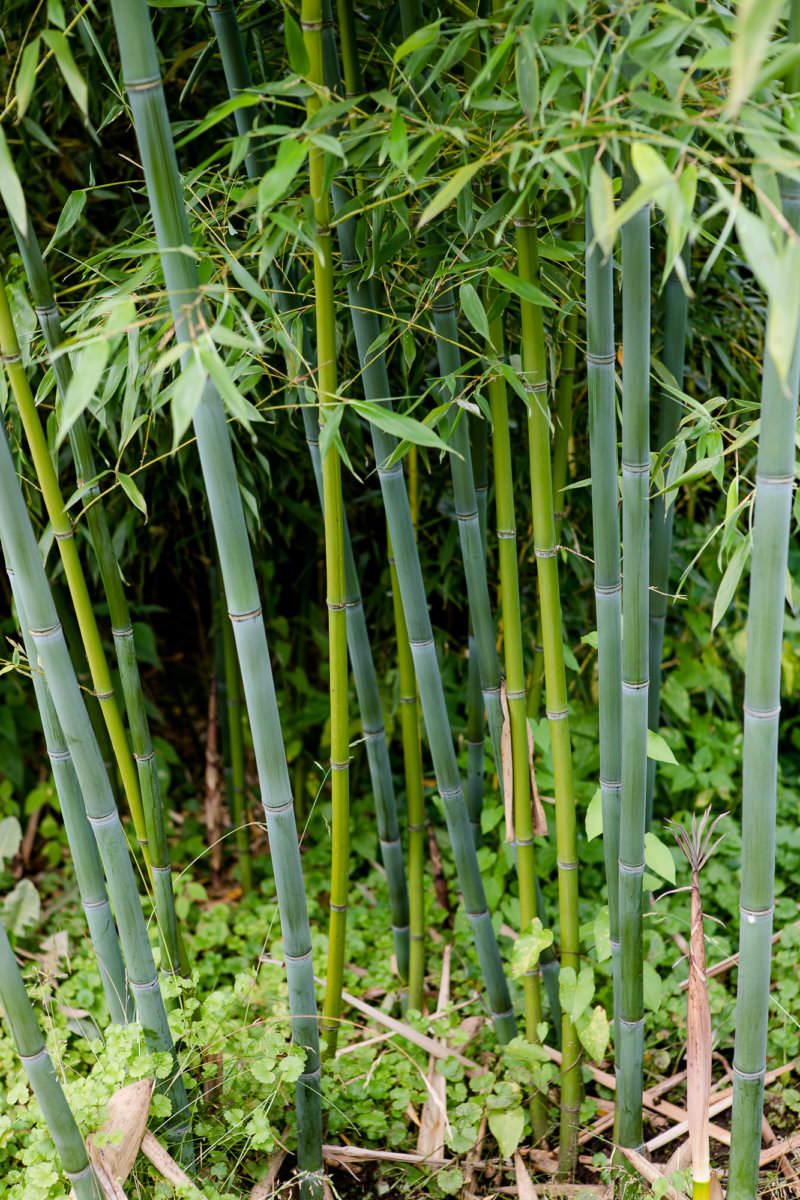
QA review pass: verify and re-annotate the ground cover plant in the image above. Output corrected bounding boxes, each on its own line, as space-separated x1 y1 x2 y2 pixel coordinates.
0 1 800 1197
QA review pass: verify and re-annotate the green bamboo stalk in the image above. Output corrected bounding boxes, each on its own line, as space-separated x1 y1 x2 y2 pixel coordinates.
515 212 581 1171
487 287 547 1137
727 179 800 1200
646 263 688 831
466 411 488 842
299 404 410 981
330 182 515 1047
388 529 426 1011
0 260 184 975
204 0 266 179
585 193 623 1059
105 1 322 1187
6 563 131 1026
552 309 578 544
221 585 252 892
0 920 101 1200
303 0 350 1060
0 423 191 1152
617 173 651 1150
431 294 505 837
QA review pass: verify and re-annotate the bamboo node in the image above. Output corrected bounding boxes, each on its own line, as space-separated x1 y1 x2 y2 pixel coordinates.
87 810 119 830
363 727 386 741
29 622 61 639
111 625 135 639
95 689 115 701
618 861 644 875
300 19 324 30
152 864 172 875
546 709 568 721
557 859 578 871
228 605 262 622
755 472 794 487
622 460 650 475
33 303 58 319
267 798 294 815
19 1047 48 1065
599 778 622 791
65 1164 93 1182
743 703 781 720
534 546 557 558
1 351 22 364
587 351 616 366
438 786 462 799
739 904 773 922
330 902 348 913
619 1016 645 1029
622 679 649 693
134 750 156 764
409 636 435 649
47 749 70 762
497 529 516 540
455 509 479 522
379 836 402 848
506 689 526 701
82 898 109 910
285 948 313 963
595 582 621 596
124 75 163 93
732 1065 765 1081
330 760 350 771
130 977 161 994
513 217 537 227
392 923 411 933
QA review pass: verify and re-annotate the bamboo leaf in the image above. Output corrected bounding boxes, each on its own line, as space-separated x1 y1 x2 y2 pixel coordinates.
418 162 482 229
644 831 676 884
319 403 344 461
349 399 451 453
284 12 310 77
712 536 750 630
44 190 87 257
16 38 40 120
727 0 785 117
199 347 263 435
258 139 308 219
117 472 147 520
58 340 109 448
487 265 557 309
0 127 28 238
393 21 441 64
40 30 88 117
388 111 408 170
516 27 539 128
171 352 206 450
589 160 616 257
459 282 491 345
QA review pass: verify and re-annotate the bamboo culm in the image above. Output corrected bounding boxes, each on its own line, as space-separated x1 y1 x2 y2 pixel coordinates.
6 564 132 1026
105 0 322 1187
329 184 515 1044
0 921 101 1200
0 422 192 1150
646 263 688 831
727 179 800 1199
617 185 651 1150
9 221 185 976
466 413 488 842
221 585 253 892
585 196 623 1056
515 213 581 1172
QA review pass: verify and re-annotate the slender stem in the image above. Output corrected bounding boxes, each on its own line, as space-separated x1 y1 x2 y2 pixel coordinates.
515 212 581 1172
585 192 623 1062
617 175 651 1150
221 588 252 892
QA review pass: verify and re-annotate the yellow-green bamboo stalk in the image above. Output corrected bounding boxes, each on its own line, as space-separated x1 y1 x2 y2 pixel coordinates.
0 276 152 879
303 0 350 1060
515 211 581 1172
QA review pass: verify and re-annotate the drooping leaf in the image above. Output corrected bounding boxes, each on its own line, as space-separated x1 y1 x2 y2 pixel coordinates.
44 190 87 257
41 30 87 117
585 789 602 841
16 38 40 120
646 729 678 765
459 282 491 345
418 161 482 229
258 139 308 219
349 399 451 453
117 473 148 521
487 265 558 309
712 536 750 630
393 21 441 64
284 12 310 77
58 339 110 447
171 352 206 451
727 0 785 117
0 127 27 238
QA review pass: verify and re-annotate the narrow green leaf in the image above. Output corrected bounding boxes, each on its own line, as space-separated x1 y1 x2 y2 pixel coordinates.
117 472 148 520
589 160 616 257
41 30 87 117
393 21 441 64
58 340 109 447
44 190 87 257
728 0 785 117
644 831 676 884
285 11 310 77
319 403 344 461
418 161 481 229
16 38 40 120
516 27 539 127
487 265 558 309
258 139 308 219
171 352 206 451
349 399 451 453
199 346 263 434
0 127 28 238
388 111 408 170
459 282 491 344
712 536 750 630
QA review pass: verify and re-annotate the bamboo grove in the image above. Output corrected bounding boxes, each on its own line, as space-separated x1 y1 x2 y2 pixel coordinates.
0 2 799 1198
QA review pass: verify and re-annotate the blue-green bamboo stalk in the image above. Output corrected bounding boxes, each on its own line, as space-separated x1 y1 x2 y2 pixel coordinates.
105 0 322 1188
5 563 131 1026
0 423 191 1150
0 921 101 1200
